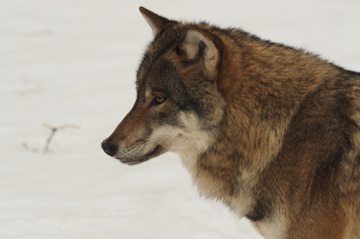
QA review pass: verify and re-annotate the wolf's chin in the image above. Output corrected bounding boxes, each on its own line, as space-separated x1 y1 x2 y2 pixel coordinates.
115 145 164 166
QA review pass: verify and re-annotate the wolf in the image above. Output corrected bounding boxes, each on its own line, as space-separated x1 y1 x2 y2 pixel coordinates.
101 7 360 239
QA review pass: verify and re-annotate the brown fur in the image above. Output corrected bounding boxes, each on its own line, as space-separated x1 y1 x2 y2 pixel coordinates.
102 7 360 239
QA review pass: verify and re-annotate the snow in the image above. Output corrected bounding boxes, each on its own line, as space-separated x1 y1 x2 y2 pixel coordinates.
1 0 359 238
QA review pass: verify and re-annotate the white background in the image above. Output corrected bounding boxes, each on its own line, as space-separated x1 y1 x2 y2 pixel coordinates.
1 0 359 238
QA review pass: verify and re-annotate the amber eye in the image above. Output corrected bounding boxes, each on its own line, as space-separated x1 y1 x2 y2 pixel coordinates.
153 96 166 105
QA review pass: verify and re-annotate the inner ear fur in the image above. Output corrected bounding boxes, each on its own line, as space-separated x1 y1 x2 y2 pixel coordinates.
181 30 220 77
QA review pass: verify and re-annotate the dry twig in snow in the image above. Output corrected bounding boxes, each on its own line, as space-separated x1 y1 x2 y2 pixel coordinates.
42 123 80 153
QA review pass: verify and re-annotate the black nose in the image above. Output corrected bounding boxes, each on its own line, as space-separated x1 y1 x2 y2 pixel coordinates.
101 139 118 157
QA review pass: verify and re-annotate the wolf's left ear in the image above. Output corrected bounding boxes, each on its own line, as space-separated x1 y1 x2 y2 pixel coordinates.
181 30 220 77
139 7 173 36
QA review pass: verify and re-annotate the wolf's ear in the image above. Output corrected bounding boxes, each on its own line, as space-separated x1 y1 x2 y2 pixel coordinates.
181 30 220 77
139 7 173 36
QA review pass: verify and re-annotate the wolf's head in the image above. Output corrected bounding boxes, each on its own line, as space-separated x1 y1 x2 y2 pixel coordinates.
101 7 225 165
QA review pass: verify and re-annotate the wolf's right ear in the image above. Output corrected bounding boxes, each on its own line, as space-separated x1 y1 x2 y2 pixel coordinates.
139 7 173 36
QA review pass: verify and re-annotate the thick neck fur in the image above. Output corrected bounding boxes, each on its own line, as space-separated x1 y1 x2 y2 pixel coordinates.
217 28 338 172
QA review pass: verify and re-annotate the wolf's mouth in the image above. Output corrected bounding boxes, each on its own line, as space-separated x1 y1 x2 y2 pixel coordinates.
116 145 163 166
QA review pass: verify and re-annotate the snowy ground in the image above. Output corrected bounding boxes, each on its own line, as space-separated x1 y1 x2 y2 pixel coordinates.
1 1 359 238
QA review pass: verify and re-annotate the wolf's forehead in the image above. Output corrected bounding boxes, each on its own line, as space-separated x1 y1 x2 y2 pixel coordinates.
135 52 194 110
136 28 186 88
137 58 185 97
